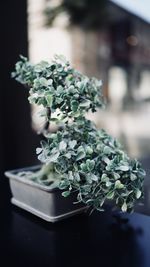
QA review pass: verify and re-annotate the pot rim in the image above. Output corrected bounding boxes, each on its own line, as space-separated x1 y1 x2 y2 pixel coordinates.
4 165 60 192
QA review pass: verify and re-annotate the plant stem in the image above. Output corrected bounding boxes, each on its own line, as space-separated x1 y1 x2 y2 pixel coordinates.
44 107 51 132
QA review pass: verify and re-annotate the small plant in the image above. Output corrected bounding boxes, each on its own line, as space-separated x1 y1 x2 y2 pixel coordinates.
12 55 145 213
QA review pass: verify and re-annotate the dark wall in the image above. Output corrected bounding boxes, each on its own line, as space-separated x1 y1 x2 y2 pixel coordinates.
0 0 39 203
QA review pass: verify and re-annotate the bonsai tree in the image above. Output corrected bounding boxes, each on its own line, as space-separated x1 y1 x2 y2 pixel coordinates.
12 55 145 213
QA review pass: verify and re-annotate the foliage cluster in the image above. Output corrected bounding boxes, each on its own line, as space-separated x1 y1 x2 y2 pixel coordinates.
12 55 145 212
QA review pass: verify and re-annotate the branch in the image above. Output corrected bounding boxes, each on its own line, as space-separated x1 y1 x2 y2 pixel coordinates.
44 107 51 133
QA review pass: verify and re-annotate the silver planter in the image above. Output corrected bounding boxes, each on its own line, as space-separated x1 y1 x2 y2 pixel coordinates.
5 165 86 222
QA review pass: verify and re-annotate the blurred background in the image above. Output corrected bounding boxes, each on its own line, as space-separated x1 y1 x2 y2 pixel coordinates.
28 0 150 158
0 0 150 203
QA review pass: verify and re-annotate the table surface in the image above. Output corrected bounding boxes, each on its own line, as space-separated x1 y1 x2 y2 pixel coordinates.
1 157 150 267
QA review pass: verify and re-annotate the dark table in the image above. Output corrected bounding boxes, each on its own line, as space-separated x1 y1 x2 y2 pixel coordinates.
1 204 150 267
1 157 150 267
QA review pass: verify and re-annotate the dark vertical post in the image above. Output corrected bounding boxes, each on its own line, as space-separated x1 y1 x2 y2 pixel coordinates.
0 0 39 204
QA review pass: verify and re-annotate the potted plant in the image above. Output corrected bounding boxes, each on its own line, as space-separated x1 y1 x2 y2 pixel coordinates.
5 55 145 222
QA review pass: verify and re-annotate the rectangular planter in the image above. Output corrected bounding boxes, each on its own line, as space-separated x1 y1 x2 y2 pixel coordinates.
5 165 86 222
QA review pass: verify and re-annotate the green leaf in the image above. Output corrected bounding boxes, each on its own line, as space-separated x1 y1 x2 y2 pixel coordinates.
117 165 130 171
103 157 111 165
59 141 67 150
81 185 91 193
86 146 93 154
103 146 113 155
57 85 64 94
36 147 42 154
76 81 86 92
96 144 102 151
59 180 70 190
74 172 80 182
80 163 88 172
39 77 48 87
101 174 109 182
76 151 86 161
121 202 127 212
69 140 77 149
68 171 73 180
56 97 63 104
106 181 112 187
80 100 91 107
68 85 76 93
71 100 78 112
86 159 95 171
86 174 93 184
65 152 71 159
130 173 137 181
115 180 124 189
136 189 142 199
91 174 99 181
73 110 82 117
62 191 70 197
34 65 43 73
47 152 60 163
107 191 114 199
46 95 53 106
47 79 53 85
113 173 120 180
